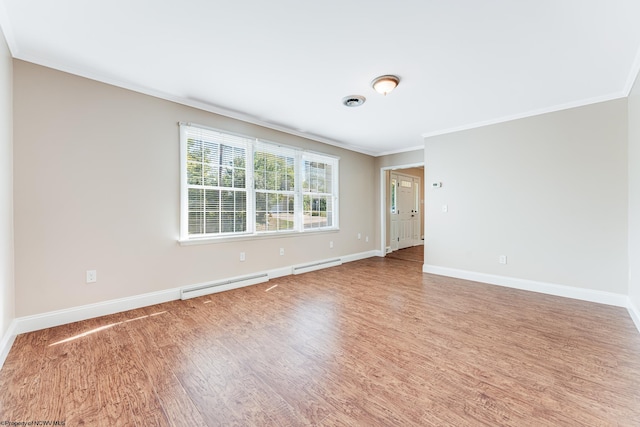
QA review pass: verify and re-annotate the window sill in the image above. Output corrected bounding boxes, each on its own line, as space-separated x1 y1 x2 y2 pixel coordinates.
178 228 340 246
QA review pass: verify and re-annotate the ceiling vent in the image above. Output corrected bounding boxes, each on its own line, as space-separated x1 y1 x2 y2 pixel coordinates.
342 95 366 107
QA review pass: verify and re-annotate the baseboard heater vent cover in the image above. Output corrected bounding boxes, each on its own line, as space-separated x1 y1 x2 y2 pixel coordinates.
293 258 342 275
181 273 269 300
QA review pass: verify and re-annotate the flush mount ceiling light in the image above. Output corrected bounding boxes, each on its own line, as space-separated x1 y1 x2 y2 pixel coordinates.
342 95 366 107
371 75 400 95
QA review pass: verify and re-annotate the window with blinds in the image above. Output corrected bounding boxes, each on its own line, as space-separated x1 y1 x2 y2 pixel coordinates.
254 142 296 232
180 123 339 241
302 155 335 230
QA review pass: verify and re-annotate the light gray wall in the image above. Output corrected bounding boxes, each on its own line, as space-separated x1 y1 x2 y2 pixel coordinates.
424 99 628 294
13 60 376 317
629 71 640 311
0 30 14 338
375 150 424 170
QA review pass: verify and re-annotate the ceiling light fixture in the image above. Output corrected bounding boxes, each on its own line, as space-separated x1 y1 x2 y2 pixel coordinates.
371 75 400 95
342 95 366 107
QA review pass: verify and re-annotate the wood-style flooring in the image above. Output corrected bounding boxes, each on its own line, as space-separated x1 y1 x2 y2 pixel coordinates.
2 256 640 426
385 245 424 263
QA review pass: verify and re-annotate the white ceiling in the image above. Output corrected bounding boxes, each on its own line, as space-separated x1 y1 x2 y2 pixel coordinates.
2 1 640 156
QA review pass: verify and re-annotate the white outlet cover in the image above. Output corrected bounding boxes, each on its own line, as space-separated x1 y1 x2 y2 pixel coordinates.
86 270 97 283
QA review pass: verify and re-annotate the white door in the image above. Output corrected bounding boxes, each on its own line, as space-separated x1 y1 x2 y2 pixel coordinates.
390 173 418 250
397 177 414 249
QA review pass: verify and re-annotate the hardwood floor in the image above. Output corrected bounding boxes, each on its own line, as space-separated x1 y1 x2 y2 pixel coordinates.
2 256 640 426
385 245 424 263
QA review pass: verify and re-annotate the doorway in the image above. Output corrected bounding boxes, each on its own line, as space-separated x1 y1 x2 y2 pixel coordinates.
390 172 421 250
381 165 424 255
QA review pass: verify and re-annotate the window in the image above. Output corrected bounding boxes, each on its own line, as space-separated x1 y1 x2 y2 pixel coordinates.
390 178 397 214
302 155 335 229
180 123 339 241
183 127 251 237
254 142 296 232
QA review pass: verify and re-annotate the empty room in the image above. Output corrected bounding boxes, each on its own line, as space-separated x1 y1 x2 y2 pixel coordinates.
2 1 640 425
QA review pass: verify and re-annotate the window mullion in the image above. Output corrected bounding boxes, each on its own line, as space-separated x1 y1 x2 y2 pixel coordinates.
247 141 256 234
294 151 302 232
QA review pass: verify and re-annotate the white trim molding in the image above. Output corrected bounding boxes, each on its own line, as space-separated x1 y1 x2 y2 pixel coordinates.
0 250 378 368
421 93 627 140
340 250 378 263
0 320 17 369
422 264 629 308
181 273 269 300
379 162 425 259
14 288 181 336
374 249 386 257
627 298 640 333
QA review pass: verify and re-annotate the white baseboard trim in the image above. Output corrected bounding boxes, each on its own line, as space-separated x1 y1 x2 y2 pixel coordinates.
293 258 342 275
0 320 17 370
268 266 293 279
3 250 379 355
341 250 378 263
422 264 628 308
14 287 182 336
627 298 640 334
181 273 269 300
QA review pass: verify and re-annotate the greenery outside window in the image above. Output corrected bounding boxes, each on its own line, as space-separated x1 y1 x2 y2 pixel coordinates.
254 142 296 232
180 123 339 241
302 156 335 229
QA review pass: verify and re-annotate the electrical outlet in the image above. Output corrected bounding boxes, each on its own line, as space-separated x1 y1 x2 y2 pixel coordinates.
329 241 334 249
279 248 285 256
365 236 369 243
86 270 97 283
357 233 361 240
240 252 246 262
442 204 448 213
499 255 507 264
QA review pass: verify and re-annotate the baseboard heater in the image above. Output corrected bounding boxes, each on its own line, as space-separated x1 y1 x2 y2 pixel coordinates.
180 273 269 300
293 258 342 275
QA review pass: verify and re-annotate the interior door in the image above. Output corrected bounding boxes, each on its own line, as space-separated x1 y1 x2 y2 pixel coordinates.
387 172 422 251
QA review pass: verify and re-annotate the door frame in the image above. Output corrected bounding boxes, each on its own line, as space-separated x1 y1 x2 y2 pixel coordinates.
379 162 424 256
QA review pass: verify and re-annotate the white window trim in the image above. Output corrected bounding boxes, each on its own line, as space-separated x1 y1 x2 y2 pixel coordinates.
179 122 339 243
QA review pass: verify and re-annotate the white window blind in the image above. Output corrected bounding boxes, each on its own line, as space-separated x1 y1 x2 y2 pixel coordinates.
181 126 253 238
180 123 339 241
254 141 297 232
301 153 337 230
